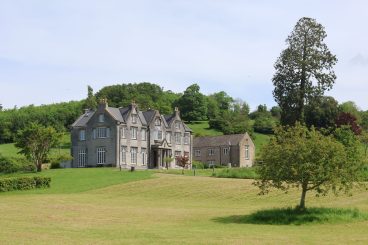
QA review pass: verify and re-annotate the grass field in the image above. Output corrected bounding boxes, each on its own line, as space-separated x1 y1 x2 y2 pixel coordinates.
1 168 368 244
186 121 223 137
0 133 70 158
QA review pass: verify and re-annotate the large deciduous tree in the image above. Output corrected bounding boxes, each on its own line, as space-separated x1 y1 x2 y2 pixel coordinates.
272 17 337 125
15 123 62 172
176 84 207 122
255 123 363 210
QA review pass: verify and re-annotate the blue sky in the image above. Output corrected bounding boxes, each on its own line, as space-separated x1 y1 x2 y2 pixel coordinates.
1 0 368 111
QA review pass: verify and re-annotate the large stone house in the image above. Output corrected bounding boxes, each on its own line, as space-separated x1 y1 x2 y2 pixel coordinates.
71 100 192 169
192 133 255 167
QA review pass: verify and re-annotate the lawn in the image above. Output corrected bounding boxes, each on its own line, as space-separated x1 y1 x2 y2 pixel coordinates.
186 121 223 137
0 168 367 244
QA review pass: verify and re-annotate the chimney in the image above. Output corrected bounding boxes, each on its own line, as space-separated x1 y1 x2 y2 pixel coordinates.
83 109 89 117
174 107 180 117
98 98 108 110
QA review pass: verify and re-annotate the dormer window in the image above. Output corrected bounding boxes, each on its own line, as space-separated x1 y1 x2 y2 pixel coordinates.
98 114 105 123
132 114 138 124
175 121 180 129
155 118 161 126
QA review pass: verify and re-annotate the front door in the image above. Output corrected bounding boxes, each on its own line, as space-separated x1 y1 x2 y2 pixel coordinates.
153 150 158 168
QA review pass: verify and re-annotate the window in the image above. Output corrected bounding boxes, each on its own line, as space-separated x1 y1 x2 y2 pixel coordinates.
166 132 171 143
141 129 146 140
207 160 215 166
79 130 86 141
97 147 106 164
98 114 105 122
155 118 161 126
121 146 127 163
131 147 137 164
208 148 215 156
141 148 146 165
96 127 109 138
131 114 138 124
223 148 229 155
194 150 201 157
175 121 180 129
184 133 190 144
121 127 127 139
175 132 181 144
131 127 137 139
175 151 181 165
157 130 162 140
245 145 249 160
78 149 86 167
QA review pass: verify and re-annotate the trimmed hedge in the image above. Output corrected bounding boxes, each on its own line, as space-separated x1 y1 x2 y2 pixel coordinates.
0 176 51 192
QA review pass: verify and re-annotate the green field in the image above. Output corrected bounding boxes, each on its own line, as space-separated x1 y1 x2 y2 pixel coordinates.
186 121 223 137
0 133 70 159
0 168 368 244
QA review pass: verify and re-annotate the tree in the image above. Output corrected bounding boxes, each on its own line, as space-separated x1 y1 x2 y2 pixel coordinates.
176 155 190 174
255 123 363 210
176 84 207 122
15 123 62 172
305 96 339 129
336 112 362 135
359 131 368 157
272 17 337 125
84 85 97 110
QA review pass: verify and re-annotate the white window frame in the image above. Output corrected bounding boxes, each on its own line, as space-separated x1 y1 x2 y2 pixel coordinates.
223 148 229 155
98 114 105 122
208 148 215 156
96 127 109 138
79 129 86 141
175 132 181 144
131 147 137 164
157 130 163 140
131 114 138 124
78 149 87 167
245 145 249 160
97 147 106 164
141 129 146 141
194 150 201 157
184 133 190 144
141 148 146 165
121 127 127 139
131 127 137 140
166 132 171 143
121 146 127 163
155 118 161 126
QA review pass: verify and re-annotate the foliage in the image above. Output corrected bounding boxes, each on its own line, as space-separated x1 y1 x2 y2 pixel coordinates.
305 96 339 129
339 101 361 123
15 124 62 172
336 112 362 135
359 131 368 157
192 160 205 169
255 123 364 209
206 91 233 119
175 155 191 174
213 167 258 179
163 156 174 169
83 85 97 110
49 153 73 169
272 17 337 125
0 154 35 173
175 84 208 122
251 106 277 134
0 176 51 192
96 82 180 115
0 101 83 143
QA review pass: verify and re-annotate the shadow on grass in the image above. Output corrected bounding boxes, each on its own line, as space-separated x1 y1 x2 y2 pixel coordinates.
213 207 368 225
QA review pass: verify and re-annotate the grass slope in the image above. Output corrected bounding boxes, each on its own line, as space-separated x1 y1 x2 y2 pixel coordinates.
0 169 367 244
0 133 71 158
186 121 223 136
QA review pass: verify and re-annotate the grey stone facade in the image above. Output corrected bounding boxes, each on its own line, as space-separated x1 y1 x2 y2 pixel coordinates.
193 133 255 167
71 100 192 169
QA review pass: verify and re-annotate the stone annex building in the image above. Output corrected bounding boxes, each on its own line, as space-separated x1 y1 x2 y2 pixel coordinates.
71 100 192 169
193 133 255 167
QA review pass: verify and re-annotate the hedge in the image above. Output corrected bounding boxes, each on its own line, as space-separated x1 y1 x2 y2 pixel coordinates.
0 154 35 173
0 176 51 192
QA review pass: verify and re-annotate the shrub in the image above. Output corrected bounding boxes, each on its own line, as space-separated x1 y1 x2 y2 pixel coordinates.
0 154 35 173
192 161 205 169
0 176 51 192
214 167 258 179
49 153 72 169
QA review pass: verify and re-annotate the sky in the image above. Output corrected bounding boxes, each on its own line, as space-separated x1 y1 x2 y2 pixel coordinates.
1 0 368 111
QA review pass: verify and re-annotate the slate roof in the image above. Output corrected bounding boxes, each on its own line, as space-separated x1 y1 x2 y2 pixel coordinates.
193 134 246 147
71 110 95 127
142 110 156 124
106 107 125 122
